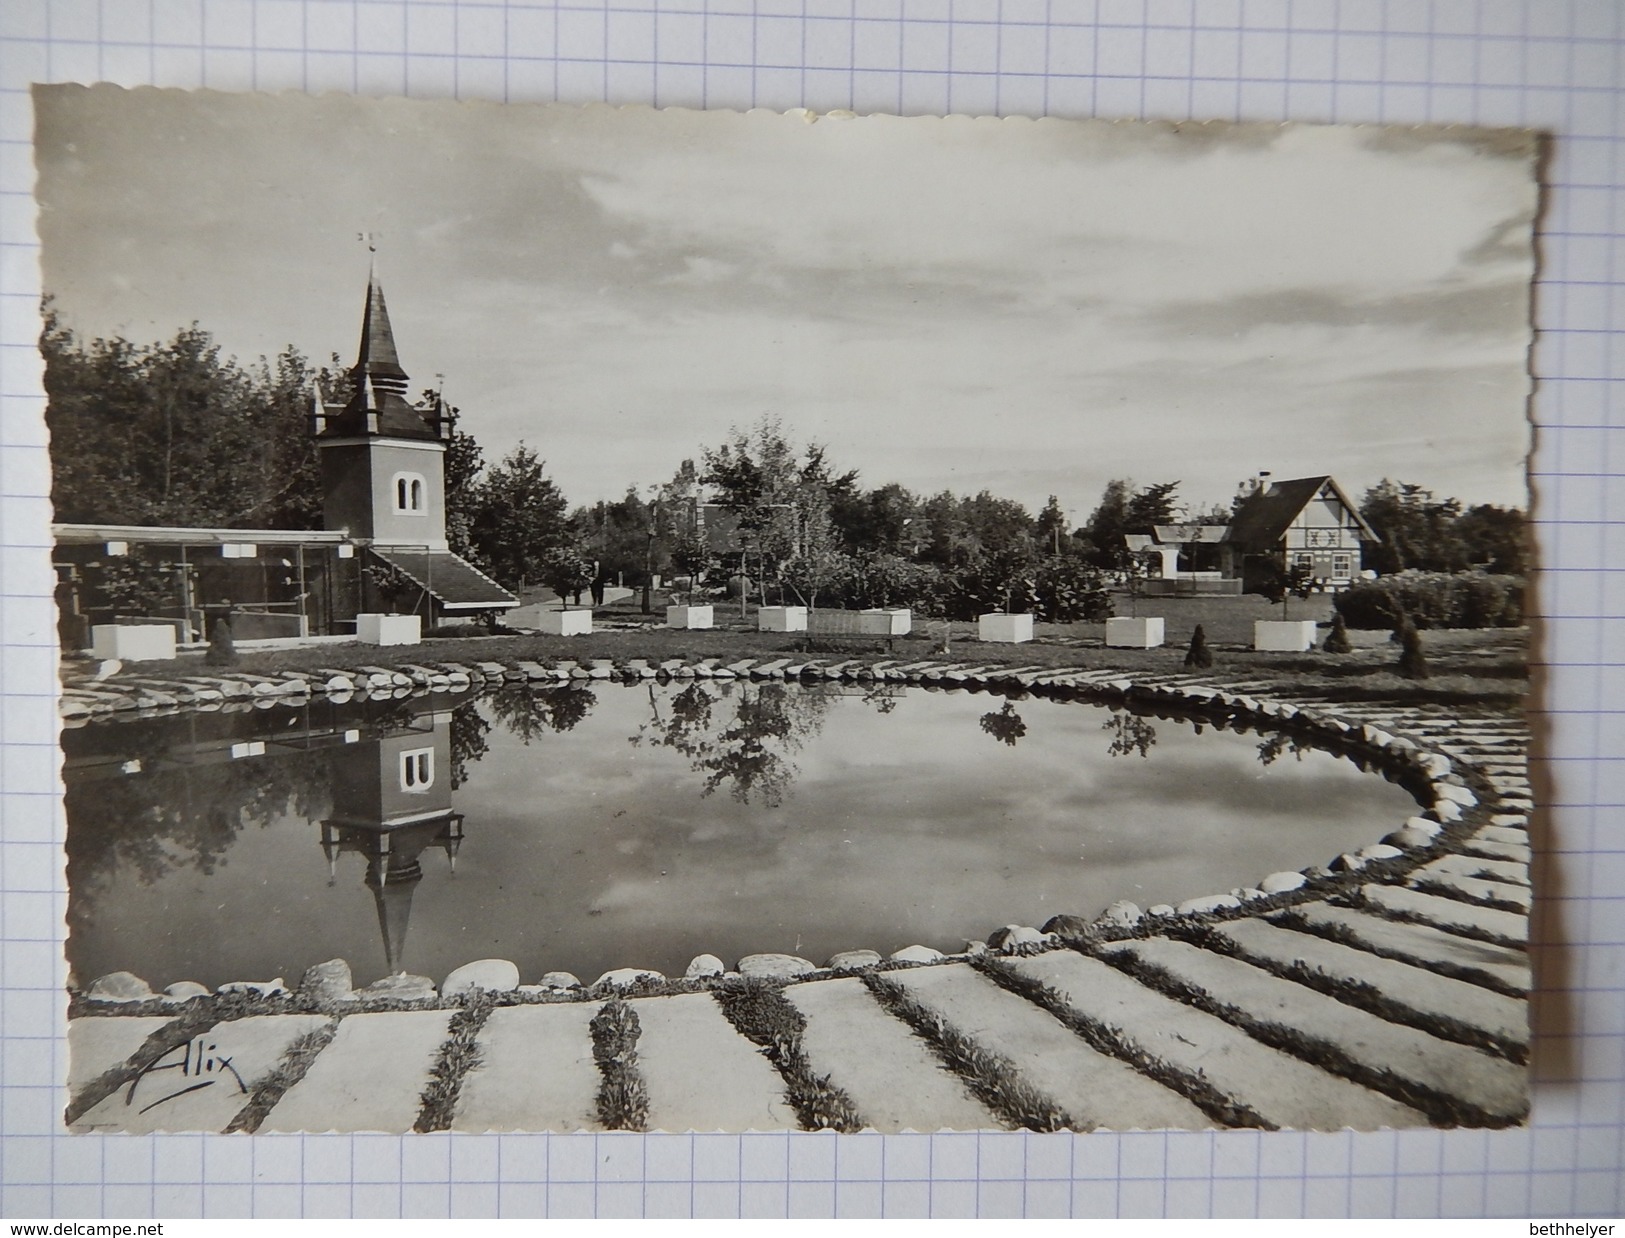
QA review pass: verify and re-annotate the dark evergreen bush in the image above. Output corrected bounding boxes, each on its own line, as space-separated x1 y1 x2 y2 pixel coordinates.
1184 623 1213 669
1335 570 1523 630
1322 612 1352 654
205 616 237 666
1398 623 1430 680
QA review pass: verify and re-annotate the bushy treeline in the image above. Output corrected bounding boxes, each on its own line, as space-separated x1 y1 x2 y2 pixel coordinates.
1334 570 1525 630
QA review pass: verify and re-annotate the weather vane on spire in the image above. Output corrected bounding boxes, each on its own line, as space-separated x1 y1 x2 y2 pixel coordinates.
357 229 380 253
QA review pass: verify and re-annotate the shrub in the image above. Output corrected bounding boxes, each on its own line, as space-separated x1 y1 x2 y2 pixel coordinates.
1334 570 1524 630
1184 623 1213 669
1322 612 1352 654
1399 624 1430 680
1030 558 1114 624
205 616 237 666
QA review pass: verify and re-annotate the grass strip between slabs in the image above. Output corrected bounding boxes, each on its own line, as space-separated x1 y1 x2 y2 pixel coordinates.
970 955 1273 1130
1171 925 1527 1065
414 993 498 1133
1404 877 1530 916
589 999 649 1132
1336 890 1526 953
1096 946 1523 1128
861 972 1072 1133
1268 907 1527 1000
713 980 866 1132
224 1019 341 1134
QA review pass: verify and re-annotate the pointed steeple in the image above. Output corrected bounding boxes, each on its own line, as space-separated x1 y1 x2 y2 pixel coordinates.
354 261 410 393
316 259 446 441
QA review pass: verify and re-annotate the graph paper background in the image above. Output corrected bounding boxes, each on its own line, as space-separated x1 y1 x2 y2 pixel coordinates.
0 0 1620 1220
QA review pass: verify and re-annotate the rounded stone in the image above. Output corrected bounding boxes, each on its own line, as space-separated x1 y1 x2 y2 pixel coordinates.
443 958 521 998
1435 783 1478 807
86 971 154 1003
358 973 436 1000
1232 887 1268 902
684 954 726 979
323 675 354 692
593 968 666 989
1258 871 1307 895
1096 900 1143 928
1329 852 1368 873
1431 799 1464 823
297 958 355 1005
218 978 289 998
538 971 581 990
825 950 882 970
888 945 944 965
1174 893 1242 916
737 953 818 980
961 941 989 955
1147 904 1177 917
986 925 1046 950
162 980 211 1003
1405 815 1445 838
1040 914 1094 937
1383 826 1438 850
1357 843 1406 862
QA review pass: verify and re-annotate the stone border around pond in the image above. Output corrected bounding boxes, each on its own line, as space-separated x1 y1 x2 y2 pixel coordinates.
67 652 1514 1011
62 653 1532 1131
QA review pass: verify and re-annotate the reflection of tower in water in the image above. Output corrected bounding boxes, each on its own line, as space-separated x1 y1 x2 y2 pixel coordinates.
319 708 464 979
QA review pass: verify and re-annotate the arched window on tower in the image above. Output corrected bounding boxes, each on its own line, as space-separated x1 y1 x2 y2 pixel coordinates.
399 747 434 793
392 471 427 515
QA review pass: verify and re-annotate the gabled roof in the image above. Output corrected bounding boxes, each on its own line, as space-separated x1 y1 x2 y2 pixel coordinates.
1228 476 1379 546
1153 523 1229 544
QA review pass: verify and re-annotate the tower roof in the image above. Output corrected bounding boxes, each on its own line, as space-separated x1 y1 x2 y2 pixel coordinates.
314 265 450 442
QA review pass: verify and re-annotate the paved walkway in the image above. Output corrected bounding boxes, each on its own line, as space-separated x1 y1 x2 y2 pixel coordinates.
64 664 1531 1134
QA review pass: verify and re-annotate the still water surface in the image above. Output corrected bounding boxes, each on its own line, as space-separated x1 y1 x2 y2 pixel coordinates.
64 681 1417 988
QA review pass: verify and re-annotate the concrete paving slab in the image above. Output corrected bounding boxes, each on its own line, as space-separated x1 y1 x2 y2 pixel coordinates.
1277 902 1530 993
260 1009 453 1133
1212 919 1527 1048
68 1017 177 1093
73 1015 330 1134
888 964 1209 1131
630 992 799 1133
785 977 1001 1133
1460 838 1532 864
1359 884 1528 944
1104 938 1527 1122
1408 870 1532 910
1005 952 1422 1131
452 1002 603 1133
1477 825 1531 846
1417 853 1530 887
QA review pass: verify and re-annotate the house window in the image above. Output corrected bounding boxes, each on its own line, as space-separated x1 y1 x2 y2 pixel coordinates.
400 747 434 792
392 472 427 515
1332 552 1353 576
1293 552 1314 572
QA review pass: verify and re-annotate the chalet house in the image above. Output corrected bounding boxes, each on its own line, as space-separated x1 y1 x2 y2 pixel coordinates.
52 269 516 650
1125 475 1380 597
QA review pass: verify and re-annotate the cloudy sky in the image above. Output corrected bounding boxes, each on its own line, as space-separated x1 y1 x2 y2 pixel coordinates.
34 86 1538 516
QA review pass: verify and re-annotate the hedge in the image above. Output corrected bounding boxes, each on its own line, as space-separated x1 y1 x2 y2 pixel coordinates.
1333 570 1524 630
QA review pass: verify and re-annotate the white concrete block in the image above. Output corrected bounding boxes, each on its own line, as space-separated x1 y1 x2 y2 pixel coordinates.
1253 619 1318 652
537 608 593 636
1105 616 1165 648
859 608 912 636
978 612 1034 643
758 606 807 632
89 624 176 662
356 613 422 646
666 604 713 630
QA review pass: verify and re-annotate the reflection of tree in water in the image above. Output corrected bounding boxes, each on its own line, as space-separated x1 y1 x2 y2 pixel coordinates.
1257 731 1315 767
978 700 1028 747
65 741 333 918
1103 710 1158 759
448 700 491 790
487 684 596 745
632 681 834 807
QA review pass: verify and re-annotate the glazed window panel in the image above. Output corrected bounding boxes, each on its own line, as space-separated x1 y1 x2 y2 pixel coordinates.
392 471 427 514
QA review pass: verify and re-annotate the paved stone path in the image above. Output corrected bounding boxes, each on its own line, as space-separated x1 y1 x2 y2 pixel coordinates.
64 664 1532 1133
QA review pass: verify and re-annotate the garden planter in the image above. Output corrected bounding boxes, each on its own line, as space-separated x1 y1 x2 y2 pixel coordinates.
538 608 593 636
1106 616 1164 649
356 613 422 646
978 612 1034 643
90 623 176 662
1253 619 1318 652
666 604 713 630
758 606 807 633
859 608 912 636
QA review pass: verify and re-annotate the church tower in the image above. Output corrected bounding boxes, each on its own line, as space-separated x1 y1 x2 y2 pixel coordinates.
312 264 517 622
313 264 455 549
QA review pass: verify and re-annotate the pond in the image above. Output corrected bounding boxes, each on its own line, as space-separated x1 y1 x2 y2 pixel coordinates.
64 680 1419 990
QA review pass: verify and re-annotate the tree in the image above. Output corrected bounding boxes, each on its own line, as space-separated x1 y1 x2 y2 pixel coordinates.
1036 495 1070 556
1398 623 1430 680
1184 624 1213 669
1323 612 1352 654
1455 504 1527 576
1359 480 1468 574
1080 479 1179 570
1258 557 1316 620
538 547 594 607
465 444 572 588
